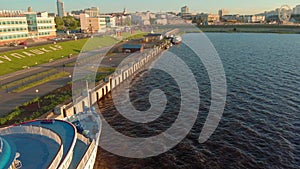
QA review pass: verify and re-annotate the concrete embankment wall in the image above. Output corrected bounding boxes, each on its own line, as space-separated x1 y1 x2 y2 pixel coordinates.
54 41 169 119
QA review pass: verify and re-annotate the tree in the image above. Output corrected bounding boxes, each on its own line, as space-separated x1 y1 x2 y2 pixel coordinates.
54 16 80 31
54 16 65 30
62 16 80 30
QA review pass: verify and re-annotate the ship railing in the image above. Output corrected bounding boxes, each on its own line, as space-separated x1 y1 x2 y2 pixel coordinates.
0 137 3 153
77 133 90 145
76 140 96 169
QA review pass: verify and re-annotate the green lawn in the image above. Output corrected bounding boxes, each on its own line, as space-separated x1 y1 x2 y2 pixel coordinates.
119 30 151 40
0 32 152 76
0 36 119 76
81 36 119 52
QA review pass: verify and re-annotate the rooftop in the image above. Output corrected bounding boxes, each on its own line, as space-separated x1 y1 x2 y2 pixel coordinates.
122 44 143 49
144 33 163 37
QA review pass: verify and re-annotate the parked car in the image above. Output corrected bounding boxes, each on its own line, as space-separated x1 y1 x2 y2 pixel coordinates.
9 42 18 47
19 41 27 46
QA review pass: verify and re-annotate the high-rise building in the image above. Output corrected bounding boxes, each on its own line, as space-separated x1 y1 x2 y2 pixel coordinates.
84 7 99 17
57 0 65 17
181 5 189 14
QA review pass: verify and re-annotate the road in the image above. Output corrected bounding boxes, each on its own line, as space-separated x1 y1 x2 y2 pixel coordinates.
0 45 119 116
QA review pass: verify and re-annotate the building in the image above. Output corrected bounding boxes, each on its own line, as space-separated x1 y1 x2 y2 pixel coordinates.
122 44 144 53
0 107 101 169
57 0 65 17
80 13 116 33
84 7 100 17
167 17 189 25
243 15 265 23
0 10 56 46
206 14 220 24
293 5 300 15
0 10 24 17
103 9 132 26
221 14 240 22
143 33 163 42
80 13 105 33
181 5 189 14
218 9 229 18
131 12 151 25
196 13 220 25
48 13 56 17
114 14 131 26
154 18 168 25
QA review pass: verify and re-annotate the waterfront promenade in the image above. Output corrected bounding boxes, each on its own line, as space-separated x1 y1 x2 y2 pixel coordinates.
0 45 115 116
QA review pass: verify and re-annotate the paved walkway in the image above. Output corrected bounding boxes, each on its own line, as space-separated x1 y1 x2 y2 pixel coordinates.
0 45 124 116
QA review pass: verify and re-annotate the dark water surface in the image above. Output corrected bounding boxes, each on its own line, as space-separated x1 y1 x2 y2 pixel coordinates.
94 33 300 169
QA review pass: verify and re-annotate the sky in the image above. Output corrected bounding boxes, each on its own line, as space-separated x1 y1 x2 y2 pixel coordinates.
0 0 299 14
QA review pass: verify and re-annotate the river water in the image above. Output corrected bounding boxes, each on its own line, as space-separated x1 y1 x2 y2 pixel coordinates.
94 33 300 169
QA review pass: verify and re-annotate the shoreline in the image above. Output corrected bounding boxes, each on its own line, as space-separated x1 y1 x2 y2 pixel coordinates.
195 24 300 34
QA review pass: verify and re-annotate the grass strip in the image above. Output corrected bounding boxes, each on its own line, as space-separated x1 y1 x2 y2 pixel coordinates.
12 71 70 93
0 85 72 126
0 69 56 90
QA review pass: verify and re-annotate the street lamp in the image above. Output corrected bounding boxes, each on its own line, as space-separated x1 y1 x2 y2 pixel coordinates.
35 89 40 109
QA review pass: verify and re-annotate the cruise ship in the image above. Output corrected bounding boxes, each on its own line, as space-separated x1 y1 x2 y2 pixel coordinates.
0 106 101 169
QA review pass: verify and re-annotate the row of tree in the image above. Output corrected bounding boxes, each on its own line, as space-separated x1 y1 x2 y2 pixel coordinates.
54 16 80 31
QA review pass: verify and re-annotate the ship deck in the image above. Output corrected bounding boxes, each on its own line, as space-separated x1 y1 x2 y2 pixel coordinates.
2 134 59 168
23 120 76 164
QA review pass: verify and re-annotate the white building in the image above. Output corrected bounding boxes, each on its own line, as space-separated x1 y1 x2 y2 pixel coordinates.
243 15 265 23
84 7 99 17
114 15 131 26
206 14 220 23
0 10 24 17
155 19 167 25
131 12 151 25
293 5 300 14
0 11 56 45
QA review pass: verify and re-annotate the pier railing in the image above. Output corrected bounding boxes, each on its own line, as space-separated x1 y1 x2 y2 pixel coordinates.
54 40 170 119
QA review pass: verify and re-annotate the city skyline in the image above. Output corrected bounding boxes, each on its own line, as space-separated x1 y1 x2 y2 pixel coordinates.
0 0 299 14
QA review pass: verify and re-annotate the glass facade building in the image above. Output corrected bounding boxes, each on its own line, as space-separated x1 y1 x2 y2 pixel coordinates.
57 0 65 17
0 13 56 45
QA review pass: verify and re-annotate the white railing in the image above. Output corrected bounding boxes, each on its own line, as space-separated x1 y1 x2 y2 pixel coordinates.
0 137 3 153
57 41 169 119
